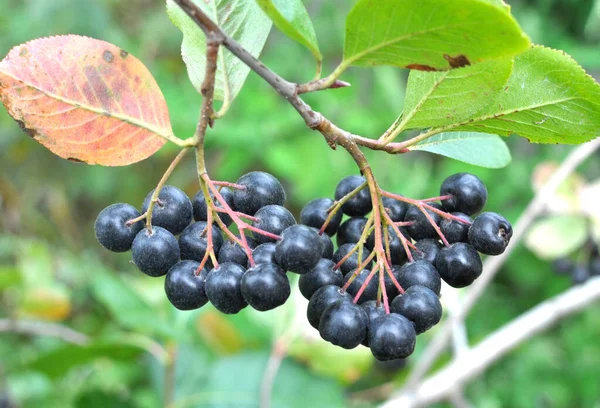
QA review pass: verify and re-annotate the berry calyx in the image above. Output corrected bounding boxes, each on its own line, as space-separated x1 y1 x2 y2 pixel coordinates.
241 263 290 311
142 185 192 235
233 171 286 216
132 226 180 277
468 212 513 255
440 173 488 215
95 203 144 252
164 260 209 310
435 243 482 288
205 262 247 314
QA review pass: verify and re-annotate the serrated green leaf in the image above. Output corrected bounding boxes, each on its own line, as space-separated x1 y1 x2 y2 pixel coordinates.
342 0 529 70
408 132 512 168
452 46 600 144
525 215 588 260
402 59 514 130
166 0 272 104
255 0 320 61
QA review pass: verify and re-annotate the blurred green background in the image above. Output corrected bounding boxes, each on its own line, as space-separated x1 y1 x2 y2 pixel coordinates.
1 0 600 407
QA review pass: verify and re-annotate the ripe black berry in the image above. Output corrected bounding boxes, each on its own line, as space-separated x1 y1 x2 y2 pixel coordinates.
361 300 385 346
233 171 286 216
179 222 224 263
205 262 247 314
300 198 342 236
440 213 472 244
468 212 513 255
405 203 443 240
142 185 192 235
336 217 368 247
435 243 482 288
95 203 144 252
252 205 296 244
412 239 442 264
319 300 368 349
298 258 344 299
333 243 372 275
274 225 322 274
307 285 352 329
241 263 290 311
218 236 257 265
192 187 235 226
250 243 276 266
132 227 180 277
440 173 487 215
395 260 441 295
382 196 409 222
391 285 442 334
366 226 409 265
343 269 378 304
164 260 208 310
335 175 372 216
368 314 416 360
311 228 334 259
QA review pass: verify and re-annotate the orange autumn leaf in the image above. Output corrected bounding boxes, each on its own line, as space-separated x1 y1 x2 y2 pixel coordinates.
0 35 173 166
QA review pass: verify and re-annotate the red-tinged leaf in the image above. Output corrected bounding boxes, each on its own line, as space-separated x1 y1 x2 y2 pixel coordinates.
0 35 174 166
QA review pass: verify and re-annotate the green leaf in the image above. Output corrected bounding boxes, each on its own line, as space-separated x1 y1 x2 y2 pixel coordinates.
255 0 320 62
402 59 514 130
0 267 21 289
166 0 272 104
342 0 529 70
91 272 172 338
407 132 512 168
525 215 588 260
452 46 600 144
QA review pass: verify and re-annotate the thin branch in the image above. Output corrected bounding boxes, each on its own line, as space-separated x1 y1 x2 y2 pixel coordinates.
0 319 89 345
382 276 600 407
259 337 291 408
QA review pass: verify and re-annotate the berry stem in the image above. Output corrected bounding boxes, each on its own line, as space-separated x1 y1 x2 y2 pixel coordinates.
333 216 374 271
381 209 415 263
418 204 451 247
318 180 368 235
383 259 405 295
212 181 246 190
378 264 391 314
352 266 378 304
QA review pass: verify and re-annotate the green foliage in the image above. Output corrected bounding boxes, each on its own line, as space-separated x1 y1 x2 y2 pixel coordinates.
342 0 530 70
254 0 321 65
166 0 272 106
525 215 589 260
408 132 512 168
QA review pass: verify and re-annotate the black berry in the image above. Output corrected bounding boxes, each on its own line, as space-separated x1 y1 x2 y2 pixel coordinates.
274 225 322 274
336 217 368 247
132 227 180 277
468 212 513 255
361 300 386 346
252 205 296 244
343 269 378 304
205 262 247 314
391 285 442 334
233 171 286 216
335 175 372 216
142 185 192 235
333 243 372 275
440 173 487 215
412 239 442 264
368 314 416 360
192 187 235 227
552 258 574 275
435 243 482 288
319 300 368 349
405 203 443 241
311 228 334 259
250 243 276 266
95 203 144 252
382 196 409 222
366 226 409 265
395 260 441 295
307 285 352 329
179 222 224 264
164 260 208 310
241 263 290 311
300 198 342 236
218 236 257 265
440 213 472 244
299 258 343 300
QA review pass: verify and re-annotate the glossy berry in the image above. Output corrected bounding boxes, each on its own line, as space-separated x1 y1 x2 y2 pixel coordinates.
336 217 368 247
132 227 180 277
311 228 334 259
252 205 296 244
179 222 224 264
440 213 473 244
468 212 513 255
435 243 482 288
142 185 192 235
440 173 487 215
307 285 352 329
218 236 257 265
343 269 378 304
333 243 372 275
368 314 416 361
250 243 277 266
300 198 342 236
366 226 409 265
361 300 386 346
412 239 442 264
164 260 208 310
205 262 247 314
241 263 290 311
391 285 442 334
95 203 144 252
335 175 372 216
395 260 441 295
192 187 235 227
319 300 368 349
299 259 344 299
382 196 409 222
274 225 322 274
405 203 443 241
233 171 286 216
